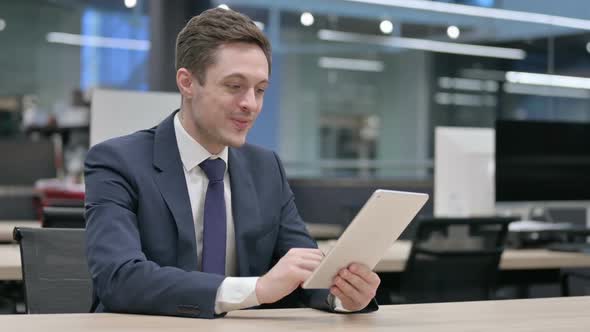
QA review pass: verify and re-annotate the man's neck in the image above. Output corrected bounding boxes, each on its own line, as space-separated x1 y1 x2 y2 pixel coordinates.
178 107 225 155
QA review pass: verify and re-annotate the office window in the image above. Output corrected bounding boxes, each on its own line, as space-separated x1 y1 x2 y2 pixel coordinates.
81 8 150 91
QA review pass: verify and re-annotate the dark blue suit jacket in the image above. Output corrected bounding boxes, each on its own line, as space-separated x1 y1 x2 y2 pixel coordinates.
84 110 337 318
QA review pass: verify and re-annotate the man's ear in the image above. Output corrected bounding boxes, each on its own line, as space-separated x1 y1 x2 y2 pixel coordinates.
176 68 193 98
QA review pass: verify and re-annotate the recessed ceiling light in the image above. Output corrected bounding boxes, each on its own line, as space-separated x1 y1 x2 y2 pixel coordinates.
447 25 460 39
124 0 137 9
300 12 315 27
0 19 6 32
379 20 393 34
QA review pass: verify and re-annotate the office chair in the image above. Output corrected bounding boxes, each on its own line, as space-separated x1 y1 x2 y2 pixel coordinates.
397 217 514 304
42 206 86 228
561 268 590 296
13 227 93 313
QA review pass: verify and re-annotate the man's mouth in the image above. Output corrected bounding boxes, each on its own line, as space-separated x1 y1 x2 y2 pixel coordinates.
231 118 250 130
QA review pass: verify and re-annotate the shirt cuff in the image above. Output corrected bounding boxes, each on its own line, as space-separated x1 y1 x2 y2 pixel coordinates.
214 277 260 314
329 293 352 313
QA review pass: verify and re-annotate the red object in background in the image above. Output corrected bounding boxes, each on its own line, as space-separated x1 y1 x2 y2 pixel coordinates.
34 178 85 220
40 188 85 206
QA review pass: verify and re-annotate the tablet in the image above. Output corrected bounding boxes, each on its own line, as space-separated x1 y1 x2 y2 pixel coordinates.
302 189 429 289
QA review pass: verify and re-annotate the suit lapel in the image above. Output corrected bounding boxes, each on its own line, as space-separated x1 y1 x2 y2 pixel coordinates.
228 148 262 276
153 111 198 271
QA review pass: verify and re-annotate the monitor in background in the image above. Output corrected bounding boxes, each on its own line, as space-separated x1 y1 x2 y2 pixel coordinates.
434 127 495 217
0 139 57 186
495 120 590 205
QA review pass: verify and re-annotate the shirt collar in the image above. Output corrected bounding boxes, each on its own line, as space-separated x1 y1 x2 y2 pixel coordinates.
174 112 229 173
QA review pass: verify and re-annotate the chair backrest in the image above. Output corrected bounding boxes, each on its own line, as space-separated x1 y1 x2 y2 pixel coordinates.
14 227 93 313
42 207 86 228
400 217 514 303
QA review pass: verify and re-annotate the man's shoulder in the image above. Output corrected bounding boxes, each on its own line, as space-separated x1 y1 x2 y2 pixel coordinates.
230 143 288 182
87 128 156 163
232 143 279 165
235 142 275 157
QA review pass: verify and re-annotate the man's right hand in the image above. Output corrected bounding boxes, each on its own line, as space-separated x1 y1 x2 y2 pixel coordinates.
255 248 323 304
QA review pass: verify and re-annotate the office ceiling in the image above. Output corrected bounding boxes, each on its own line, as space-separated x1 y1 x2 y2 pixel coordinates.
223 0 590 44
36 0 590 44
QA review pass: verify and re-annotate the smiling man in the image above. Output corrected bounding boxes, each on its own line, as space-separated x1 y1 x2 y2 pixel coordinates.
84 8 379 319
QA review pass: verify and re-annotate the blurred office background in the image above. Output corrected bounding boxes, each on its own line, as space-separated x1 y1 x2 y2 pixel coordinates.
1 0 588 177
1 0 590 313
3 0 590 222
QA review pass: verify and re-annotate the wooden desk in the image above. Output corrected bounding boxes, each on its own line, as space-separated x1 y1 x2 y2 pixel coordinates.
0 244 21 280
0 296 588 331
319 240 590 272
0 220 39 243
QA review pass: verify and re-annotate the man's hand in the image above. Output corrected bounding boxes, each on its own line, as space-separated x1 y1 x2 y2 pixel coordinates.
255 248 323 304
331 263 380 312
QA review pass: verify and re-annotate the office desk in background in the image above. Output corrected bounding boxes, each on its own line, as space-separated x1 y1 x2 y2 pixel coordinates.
1 222 339 242
2 240 590 282
0 244 20 280
0 221 39 243
0 223 340 282
321 240 590 299
318 240 590 272
0 296 589 331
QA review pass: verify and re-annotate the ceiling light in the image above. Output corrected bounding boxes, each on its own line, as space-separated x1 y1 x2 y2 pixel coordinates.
318 29 526 60
343 0 590 30
439 77 453 89
438 77 497 92
46 32 150 51
318 57 384 72
124 0 137 9
218 4 230 10
254 21 265 30
379 20 393 34
0 19 5 32
506 71 590 90
586 42 590 54
447 25 460 39
300 12 315 27
504 83 590 99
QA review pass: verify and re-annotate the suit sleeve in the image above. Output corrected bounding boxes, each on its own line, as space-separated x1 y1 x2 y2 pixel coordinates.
84 142 225 319
270 152 378 313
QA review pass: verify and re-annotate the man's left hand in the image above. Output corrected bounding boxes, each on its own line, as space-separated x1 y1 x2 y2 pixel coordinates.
330 263 380 311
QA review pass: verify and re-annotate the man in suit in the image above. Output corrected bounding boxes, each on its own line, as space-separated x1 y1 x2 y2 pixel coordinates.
85 8 380 319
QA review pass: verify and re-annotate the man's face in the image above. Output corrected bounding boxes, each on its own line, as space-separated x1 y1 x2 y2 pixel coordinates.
183 42 269 153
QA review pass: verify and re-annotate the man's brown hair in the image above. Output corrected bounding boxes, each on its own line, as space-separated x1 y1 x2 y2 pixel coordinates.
175 8 271 84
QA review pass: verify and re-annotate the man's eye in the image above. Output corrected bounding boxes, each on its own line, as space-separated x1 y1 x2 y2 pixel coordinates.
227 84 241 90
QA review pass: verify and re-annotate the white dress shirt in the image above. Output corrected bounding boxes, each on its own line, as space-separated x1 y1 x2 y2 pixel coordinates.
174 113 259 314
174 113 348 313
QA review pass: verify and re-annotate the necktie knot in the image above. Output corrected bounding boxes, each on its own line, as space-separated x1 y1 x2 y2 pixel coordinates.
199 158 226 182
